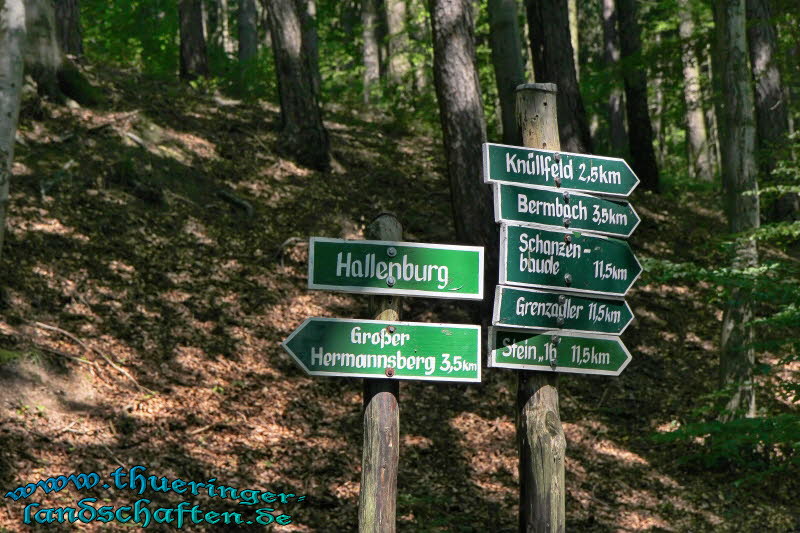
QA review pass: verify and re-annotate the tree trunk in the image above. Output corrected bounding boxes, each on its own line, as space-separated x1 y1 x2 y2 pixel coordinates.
362 0 380 104
429 0 497 308
180 0 209 80
302 0 321 97
410 0 429 91
0 0 26 262
385 0 410 86
54 0 81 57
268 0 329 170
568 0 578 81
24 0 61 99
746 0 795 220
525 0 592 153
238 0 258 63
617 0 660 191
714 0 759 421
678 0 714 181
488 0 525 146
601 0 627 156
219 0 233 55
651 32 665 167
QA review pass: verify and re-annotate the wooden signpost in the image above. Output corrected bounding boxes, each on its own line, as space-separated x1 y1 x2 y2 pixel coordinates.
283 214 485 533
483 83 640 532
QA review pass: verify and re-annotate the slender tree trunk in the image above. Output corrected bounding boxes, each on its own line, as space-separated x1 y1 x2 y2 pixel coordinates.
705 52 722 175
268 0 329 170
180 0 209 79
54 0 81 57
652 32 665 167
617 0 660 191
429 0 497 307
526 0 592 153
302 0 321 97
386 0 411 86
714 0 759 421
746 0 795 220
410 0 429 91
0 0 26 261
601 0 627 156
218 0 233 55
488 0 525 145
362 0 380 104
238 0 258 63
568 0 578 81
679 0 714 181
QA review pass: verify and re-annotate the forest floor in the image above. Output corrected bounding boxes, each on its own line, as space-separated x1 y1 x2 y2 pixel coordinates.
0 65 797 532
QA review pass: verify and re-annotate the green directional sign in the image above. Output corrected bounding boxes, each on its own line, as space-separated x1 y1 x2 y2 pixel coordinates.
309 237 484 300
494 183 640 238
488 327 631 376
500 223 642 297
282 318 481 382
483 143 639 197
492 286 633 335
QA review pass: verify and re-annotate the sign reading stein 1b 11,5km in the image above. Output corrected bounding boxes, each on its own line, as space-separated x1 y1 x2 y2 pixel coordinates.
483 143 639 197
308 237 484 299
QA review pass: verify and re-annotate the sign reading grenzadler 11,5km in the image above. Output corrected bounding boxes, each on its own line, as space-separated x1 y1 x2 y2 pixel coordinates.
309 237 484 300
282 318 481 382
483 143 639 197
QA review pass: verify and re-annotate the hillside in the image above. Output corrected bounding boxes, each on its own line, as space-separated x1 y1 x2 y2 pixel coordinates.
0 66 797 532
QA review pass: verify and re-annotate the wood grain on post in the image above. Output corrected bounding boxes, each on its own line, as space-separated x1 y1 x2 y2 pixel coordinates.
515 83 567 533
358 213 401 533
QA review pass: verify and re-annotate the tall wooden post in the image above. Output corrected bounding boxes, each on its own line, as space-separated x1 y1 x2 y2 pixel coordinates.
358 213 401 533
515 83 567 533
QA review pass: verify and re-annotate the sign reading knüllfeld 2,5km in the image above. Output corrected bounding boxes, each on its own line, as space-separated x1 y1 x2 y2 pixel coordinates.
309 237 484 299
501 223 641 297
483 143 639 197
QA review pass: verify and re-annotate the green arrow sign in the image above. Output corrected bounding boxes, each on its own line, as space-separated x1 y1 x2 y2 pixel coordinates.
492 286 633 335
309 237 484 300
488 327 631 376
493 183 640 238
500 223 642 297
282 318 481 382
483 143 638 197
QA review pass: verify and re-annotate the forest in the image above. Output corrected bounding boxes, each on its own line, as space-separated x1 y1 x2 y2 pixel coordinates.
0 0 798 530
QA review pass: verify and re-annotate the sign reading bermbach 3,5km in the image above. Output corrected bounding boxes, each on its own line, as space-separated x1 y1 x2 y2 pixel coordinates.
282 318 481 382
483 143 639 197
488 327 631 376
493 286 633 335
494 183 640 238
500 223 642 297
309 237 484 300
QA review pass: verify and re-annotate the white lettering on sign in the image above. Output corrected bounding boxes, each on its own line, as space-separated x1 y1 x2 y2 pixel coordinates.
515 296 585 320
505 152 575 183
336 253 449 288
516 193 588 221
310 346 436 375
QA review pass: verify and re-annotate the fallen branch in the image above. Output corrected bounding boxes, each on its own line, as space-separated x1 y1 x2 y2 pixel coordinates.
30 322 154 395
217 190 254 217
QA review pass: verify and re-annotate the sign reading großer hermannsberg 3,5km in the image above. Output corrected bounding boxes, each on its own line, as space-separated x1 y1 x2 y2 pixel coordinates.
308 237 484 300
282 318 481 382
483 143 639 197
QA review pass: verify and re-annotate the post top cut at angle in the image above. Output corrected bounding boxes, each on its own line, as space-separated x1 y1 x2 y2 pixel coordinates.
308 237 484 300
488 327 632 376
282 317 481 382
483 142 639 197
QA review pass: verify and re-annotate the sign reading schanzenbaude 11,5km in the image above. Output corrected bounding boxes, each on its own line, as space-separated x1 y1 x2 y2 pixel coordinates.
283 318 481 382
500 223 641 297
309 237 484 299
483 143 639 197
